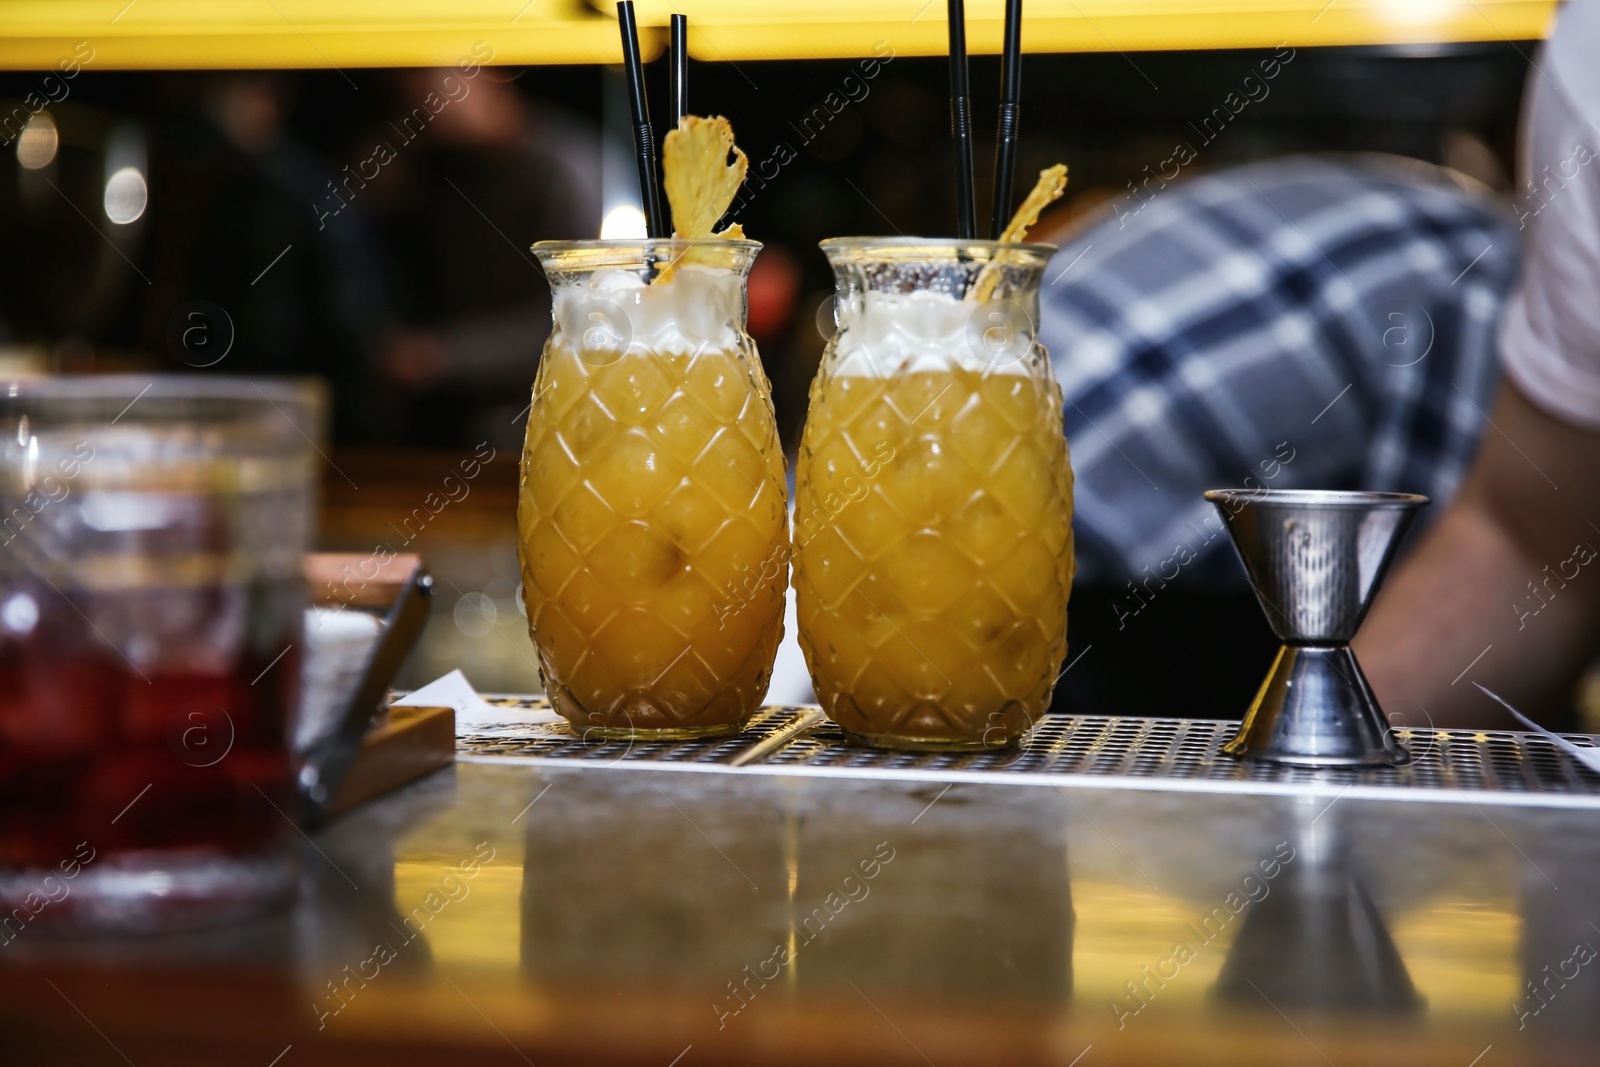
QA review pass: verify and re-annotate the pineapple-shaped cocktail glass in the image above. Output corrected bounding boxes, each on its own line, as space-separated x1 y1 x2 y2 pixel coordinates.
520 239 788 739
793 238 1074 750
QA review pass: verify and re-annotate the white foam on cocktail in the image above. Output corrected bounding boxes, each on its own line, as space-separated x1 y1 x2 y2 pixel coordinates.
549 265 742 358
831 290 1033 377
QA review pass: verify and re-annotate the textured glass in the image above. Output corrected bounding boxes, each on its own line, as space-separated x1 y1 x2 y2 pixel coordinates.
519 240 788 739
793 239 1075 750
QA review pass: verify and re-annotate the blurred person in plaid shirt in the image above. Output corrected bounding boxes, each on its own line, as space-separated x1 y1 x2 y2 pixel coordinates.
1038 153 1518 720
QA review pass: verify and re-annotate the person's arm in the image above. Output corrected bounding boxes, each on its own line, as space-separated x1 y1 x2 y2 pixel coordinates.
1356 383 1600 728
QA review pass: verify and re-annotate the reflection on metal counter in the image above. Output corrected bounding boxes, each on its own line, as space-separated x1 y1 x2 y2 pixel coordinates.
1213 804 1421 1012
516 773 1072 1013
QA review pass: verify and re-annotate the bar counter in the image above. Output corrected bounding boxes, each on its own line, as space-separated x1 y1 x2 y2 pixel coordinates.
5 737 1598 1066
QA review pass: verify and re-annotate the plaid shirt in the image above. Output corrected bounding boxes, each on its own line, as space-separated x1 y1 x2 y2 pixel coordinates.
1042 154 1519 588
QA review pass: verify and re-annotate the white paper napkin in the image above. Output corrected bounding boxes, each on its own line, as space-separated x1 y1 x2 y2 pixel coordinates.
294 607 384 755
394 668 563 734
1475 682 1600 774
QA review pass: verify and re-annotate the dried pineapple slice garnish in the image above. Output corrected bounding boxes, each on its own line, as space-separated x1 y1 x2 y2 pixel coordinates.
999 164 1067 243
656 115 748 283
663 115 747 237
972 164 1068 302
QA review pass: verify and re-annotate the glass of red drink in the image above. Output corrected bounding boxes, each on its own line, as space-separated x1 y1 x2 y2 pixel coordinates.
0 377 321 934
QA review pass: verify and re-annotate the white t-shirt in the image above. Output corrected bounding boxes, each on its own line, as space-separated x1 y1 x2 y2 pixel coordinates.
1498 0 1600 430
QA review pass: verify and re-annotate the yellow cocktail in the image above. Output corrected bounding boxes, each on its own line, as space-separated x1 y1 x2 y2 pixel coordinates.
520 240 787 738
793 240 1074 749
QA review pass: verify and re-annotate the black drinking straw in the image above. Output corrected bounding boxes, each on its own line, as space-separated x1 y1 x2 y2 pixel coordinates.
947 0 977 240
669 14 688 131
989 0 1023 239
617 1 667 238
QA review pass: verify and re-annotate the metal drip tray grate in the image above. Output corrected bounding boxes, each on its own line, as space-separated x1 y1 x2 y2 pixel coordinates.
460 703 823 766
456 696 1600 806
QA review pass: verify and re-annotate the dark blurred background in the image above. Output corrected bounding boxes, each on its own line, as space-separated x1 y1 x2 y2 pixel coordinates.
0 45 1528 448
0 43 1534 700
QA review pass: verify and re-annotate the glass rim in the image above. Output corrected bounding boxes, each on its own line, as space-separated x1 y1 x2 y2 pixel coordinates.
1204 489 1430 508
532 237 763 253
819 236 1059 256
0 375 322 406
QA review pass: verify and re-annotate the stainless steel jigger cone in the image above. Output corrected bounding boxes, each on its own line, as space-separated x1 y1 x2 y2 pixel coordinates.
1203 489 1428 768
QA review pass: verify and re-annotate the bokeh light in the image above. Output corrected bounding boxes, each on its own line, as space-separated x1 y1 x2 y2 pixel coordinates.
599 203 647 240
103 165 148 224
15 113 58 170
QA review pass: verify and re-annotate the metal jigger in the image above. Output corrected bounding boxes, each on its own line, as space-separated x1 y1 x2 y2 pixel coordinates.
1203 489 1428 767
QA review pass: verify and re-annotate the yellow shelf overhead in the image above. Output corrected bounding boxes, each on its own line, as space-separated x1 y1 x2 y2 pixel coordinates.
0 0 647 70
0 0 1558 70
620 0 1558 59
